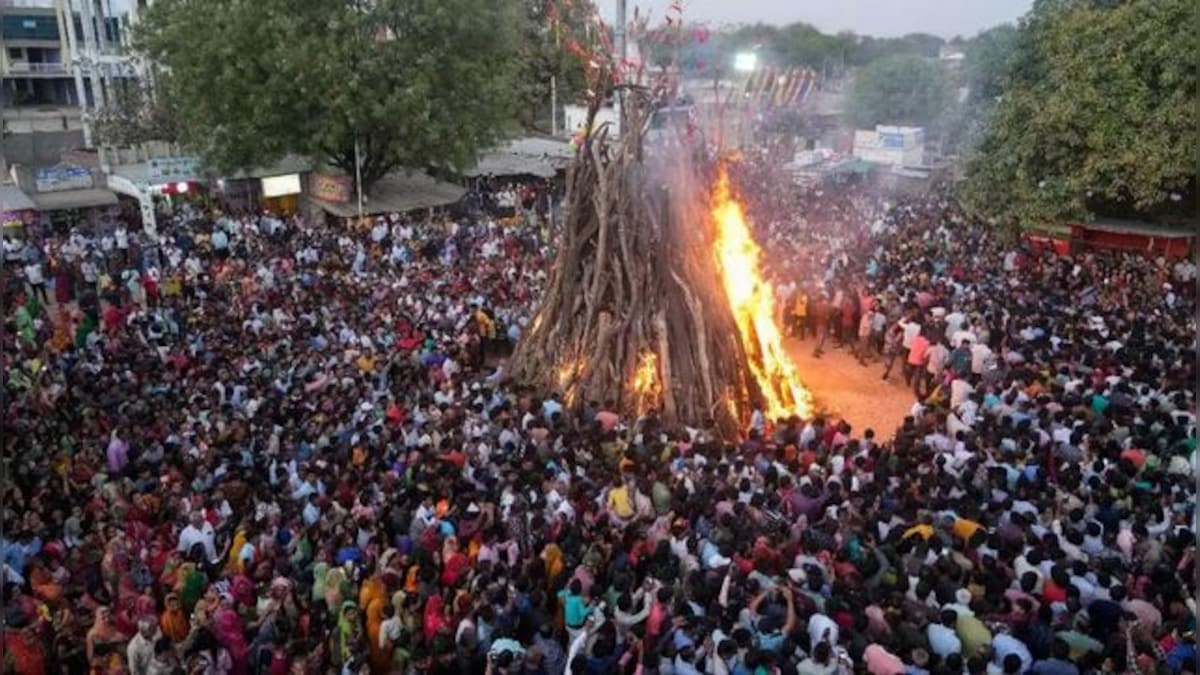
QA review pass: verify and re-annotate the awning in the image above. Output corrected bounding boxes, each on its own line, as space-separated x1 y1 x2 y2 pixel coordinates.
464 136 573 178
1076 218 1196 239
28 188 120 211
0 184 37 212
311 171 464 217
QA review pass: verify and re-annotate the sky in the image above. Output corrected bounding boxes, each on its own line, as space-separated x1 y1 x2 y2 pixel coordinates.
601 0 1033 39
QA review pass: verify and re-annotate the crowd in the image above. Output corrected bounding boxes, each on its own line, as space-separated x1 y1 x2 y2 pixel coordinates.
0 154 1195 675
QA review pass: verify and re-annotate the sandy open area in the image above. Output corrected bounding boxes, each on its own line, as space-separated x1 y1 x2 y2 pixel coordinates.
784 336 916 438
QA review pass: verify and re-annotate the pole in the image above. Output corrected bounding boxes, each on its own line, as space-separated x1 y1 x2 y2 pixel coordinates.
550 75 558 136
354 136 365 223
615 0 626 132
615 0 626 65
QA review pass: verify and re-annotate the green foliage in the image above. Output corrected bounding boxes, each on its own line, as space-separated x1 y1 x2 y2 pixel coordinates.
846 55 953 130
92 79 180 147
136 0 524 192
512 0 592 129
962 0 1197 225
939 24 1018 158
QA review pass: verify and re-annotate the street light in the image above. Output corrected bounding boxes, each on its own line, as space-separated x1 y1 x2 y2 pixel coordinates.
734 52 758 72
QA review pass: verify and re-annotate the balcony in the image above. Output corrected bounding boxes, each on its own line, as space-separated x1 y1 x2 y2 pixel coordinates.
6 60 68 75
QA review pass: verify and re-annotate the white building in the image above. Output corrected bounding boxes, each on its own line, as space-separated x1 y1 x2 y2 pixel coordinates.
852 125 925 168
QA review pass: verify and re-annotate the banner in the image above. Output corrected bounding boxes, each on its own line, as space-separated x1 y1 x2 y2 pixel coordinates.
147 156 201 183
34 166 93 193
309 173 351 203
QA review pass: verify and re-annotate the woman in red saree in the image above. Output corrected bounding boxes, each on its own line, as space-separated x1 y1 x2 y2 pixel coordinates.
422 594 447 644
211 595 250 675
52 255 74 305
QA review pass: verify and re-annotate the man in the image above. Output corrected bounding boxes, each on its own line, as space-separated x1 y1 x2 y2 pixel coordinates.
881 322 905 382
177 510 218 565
126 618 161 675
23 258 47 304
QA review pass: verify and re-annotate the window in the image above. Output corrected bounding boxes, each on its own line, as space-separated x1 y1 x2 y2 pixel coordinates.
1 15 60 41
7 48 23 60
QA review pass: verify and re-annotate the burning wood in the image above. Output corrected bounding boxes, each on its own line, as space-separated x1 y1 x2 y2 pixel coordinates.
509 17 812 436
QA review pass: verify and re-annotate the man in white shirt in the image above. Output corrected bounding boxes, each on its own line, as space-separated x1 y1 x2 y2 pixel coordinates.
177 511 218 564
23 260 47 303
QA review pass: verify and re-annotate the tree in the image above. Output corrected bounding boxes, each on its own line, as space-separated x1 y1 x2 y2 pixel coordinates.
961 0 1196 225
940 24 1018 157
845 54 953 129
92 79 180 147
512 0 592 129
136 0 524 194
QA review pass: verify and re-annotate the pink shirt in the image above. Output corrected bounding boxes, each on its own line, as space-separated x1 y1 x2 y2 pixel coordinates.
908 335 930 366
864 644 906 675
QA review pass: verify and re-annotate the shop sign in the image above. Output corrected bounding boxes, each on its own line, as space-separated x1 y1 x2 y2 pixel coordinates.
310 173 351 203
147 156 201 182
34 166 93 192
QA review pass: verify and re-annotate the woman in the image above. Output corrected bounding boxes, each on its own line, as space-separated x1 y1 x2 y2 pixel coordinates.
422 594 448 644
160 593 190 643
360 578 390 674
211 595 250 675
86 606 129 674
52 255 74 305
175 562 207 614
311 562 329 606
29 558 66 606
330 601 362 669
323 566 349 610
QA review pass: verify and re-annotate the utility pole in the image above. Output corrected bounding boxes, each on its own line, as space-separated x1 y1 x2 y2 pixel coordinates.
615 0 626 66
550 75 558 135
354 135 364 223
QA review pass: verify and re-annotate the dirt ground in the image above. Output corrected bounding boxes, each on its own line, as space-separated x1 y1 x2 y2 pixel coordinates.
785 335 916 438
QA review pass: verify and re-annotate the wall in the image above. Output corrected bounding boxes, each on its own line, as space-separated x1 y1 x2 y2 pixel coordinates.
1 128 85 167
562 104 620 136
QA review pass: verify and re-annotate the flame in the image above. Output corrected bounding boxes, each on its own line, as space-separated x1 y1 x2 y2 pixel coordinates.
556 357 584 389
711 167 814 421
632 351 662 415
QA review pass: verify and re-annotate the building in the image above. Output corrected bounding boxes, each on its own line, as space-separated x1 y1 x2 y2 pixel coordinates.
2 0 145 152
852 125 926 168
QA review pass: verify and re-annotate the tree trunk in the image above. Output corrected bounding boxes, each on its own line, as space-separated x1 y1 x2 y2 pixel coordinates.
509 86 766 438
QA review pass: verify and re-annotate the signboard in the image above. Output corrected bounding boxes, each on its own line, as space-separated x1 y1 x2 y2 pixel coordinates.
147 156 201 183
34 166 94 193
853 130 881 149
309 173 351 203
261 174 301 198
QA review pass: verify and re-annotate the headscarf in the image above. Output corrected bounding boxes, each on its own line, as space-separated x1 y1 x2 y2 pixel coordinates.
212 605 250 675
160 593 190 642
324 566 348 609
542 542 565 590
333 600 359 666
422 595 446 643
176 562 206 612
311 562 329 604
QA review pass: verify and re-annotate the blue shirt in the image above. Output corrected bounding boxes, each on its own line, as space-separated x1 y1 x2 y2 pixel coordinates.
558 591 588 628
1031 659 1079 675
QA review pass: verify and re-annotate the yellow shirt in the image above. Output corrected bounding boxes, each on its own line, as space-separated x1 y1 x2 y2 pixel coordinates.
952 518 982 542
607 486 634 519
902 524 934 541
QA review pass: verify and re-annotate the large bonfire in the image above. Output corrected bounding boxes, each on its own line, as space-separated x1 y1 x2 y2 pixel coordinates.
509 15 811 437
